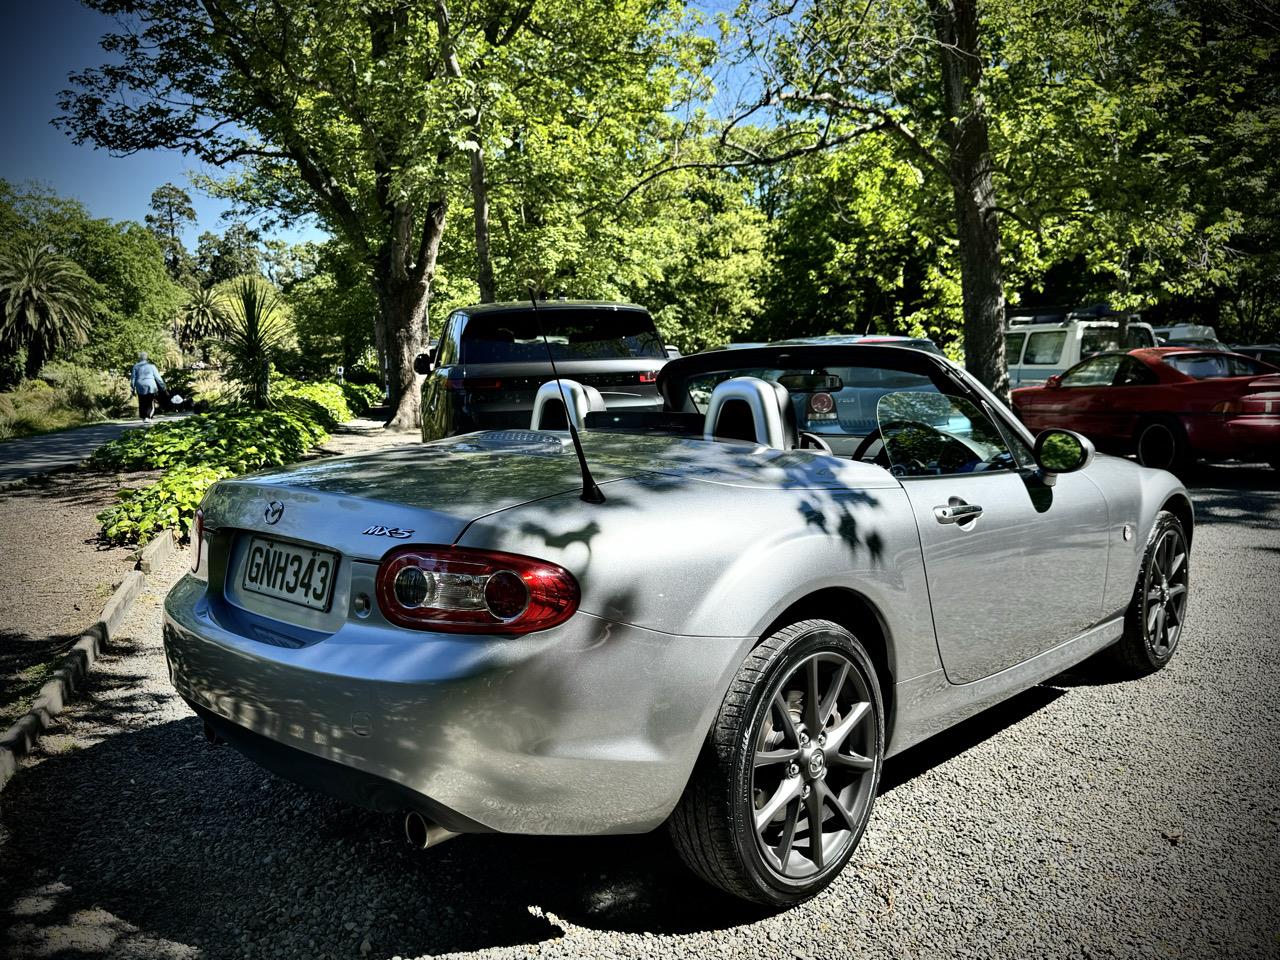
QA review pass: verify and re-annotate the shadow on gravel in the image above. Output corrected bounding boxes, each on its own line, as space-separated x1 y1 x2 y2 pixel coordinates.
1181 464 1280 526
880 685 1065 794
2 684 1094 956
0 717 760 959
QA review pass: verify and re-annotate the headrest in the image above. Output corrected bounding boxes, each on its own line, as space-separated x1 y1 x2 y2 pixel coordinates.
703 376 797 449
530 379 607 431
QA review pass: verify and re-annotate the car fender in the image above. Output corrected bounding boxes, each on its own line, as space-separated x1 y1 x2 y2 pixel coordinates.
1082 454 1193 616
455 473 942 686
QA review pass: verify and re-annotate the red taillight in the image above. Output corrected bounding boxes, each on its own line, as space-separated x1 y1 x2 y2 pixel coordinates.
1214 393 1280 416
637 370 658 384
190 508 204 573
375 545 580 634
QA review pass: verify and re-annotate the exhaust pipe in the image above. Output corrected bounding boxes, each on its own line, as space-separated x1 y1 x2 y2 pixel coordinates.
202 720 224 745
403 811 458 850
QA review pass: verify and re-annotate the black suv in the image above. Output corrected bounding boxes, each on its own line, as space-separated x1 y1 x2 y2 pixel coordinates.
416 301 667 442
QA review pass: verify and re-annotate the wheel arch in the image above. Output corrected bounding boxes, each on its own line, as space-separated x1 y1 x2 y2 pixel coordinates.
1161 491 1195 547
761 587 898 748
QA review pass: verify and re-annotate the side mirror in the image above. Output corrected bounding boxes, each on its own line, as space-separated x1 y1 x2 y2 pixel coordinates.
1033 428 1094 486
413 353 434 376
1045 374 1063 389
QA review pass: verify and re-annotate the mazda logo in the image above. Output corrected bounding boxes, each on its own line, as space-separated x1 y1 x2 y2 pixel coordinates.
264 501 285 525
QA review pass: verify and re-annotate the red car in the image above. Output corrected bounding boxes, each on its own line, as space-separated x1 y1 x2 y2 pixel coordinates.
1012 347 1280 471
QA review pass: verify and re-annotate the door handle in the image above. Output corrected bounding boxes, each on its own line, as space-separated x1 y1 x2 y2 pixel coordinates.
933 501 983 524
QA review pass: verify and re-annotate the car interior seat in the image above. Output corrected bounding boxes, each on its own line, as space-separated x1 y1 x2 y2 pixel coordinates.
703 377 799 450
530 379 607 431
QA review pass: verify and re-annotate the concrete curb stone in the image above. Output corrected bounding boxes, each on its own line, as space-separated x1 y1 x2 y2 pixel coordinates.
135 529 178 574
0 568 147 792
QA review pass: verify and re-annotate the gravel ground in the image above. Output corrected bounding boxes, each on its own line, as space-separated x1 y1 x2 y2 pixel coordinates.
1 464 1277 960
0 469 156 725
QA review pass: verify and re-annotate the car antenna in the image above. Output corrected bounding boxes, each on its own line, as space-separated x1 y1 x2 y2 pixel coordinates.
528 284 605 504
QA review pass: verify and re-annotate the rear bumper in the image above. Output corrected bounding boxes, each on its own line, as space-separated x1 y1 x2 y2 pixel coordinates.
1183 415 1280 461
163 574 751 835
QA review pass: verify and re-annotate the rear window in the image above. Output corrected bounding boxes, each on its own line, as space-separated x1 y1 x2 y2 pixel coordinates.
460 309 664 364
1005 332 1026 364
1127 326 1155 348
1165 353 1271 379
1081 327 1124 356
1025 331 1066 364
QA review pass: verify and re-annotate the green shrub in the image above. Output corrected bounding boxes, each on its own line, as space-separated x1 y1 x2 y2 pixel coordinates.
0 374 126 439
39 361 132 418
276 379 353 428
89 376 351 544
340 381 382 416
90 406 329 474
98 465 235 544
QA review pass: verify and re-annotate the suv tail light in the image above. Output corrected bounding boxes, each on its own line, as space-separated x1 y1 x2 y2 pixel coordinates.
375 546 579 634
637 370 658 384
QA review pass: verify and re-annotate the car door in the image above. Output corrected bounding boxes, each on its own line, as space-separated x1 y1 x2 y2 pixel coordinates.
874 390 1109 684
1005 331 1027 386
1053 354 1126 440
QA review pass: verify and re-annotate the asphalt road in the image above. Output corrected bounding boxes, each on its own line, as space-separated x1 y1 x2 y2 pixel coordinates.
1 464 1277 959
0 416 187 485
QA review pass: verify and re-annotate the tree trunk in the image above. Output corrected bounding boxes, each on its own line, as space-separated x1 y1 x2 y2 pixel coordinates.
470 129 496 303
930 0 1009 400
375 201 448 432
24 340 46 380
434 0 496 303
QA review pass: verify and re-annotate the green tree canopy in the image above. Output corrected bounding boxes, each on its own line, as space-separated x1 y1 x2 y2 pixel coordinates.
145 182 197 281
0 243 96 379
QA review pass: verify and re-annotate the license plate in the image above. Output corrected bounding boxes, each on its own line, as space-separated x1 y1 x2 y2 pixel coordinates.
241 536 338 611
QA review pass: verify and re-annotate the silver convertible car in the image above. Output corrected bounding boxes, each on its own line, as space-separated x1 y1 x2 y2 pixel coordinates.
164 344 1193 906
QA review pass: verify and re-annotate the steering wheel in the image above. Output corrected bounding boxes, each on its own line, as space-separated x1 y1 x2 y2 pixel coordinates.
852 419 943 460
798 431 834 453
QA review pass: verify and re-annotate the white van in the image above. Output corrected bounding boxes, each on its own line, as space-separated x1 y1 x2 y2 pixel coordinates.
1005 311 1157 386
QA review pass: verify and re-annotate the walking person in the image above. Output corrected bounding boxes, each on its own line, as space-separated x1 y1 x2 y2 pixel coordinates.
130 351 167 421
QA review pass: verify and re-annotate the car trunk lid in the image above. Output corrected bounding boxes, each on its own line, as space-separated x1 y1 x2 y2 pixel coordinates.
200 430 646 560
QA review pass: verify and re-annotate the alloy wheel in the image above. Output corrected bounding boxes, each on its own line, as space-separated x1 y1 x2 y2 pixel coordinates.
749 651 878 881
1142 526 1189 658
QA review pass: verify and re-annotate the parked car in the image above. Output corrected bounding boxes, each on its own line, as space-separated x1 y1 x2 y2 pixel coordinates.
772 333 944 354
1153 323 1227 350
705 334 943 355
167 342 1193 906
1012 347 1280 471
415 301 666 441
1232 343 1280 368
1006 312 1157 386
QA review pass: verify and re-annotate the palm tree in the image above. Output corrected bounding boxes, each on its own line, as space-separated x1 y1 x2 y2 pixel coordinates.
178 284 226 354
222 277 288 409
0 243 96 379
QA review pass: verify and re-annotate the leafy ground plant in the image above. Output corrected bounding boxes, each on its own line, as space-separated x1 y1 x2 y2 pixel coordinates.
92 380 349 544
340 381 382 416
97 465 235 544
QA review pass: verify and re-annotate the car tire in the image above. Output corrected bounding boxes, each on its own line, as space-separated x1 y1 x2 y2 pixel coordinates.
1110 510 1190 677
1135 418 1191 473
668 619 884 906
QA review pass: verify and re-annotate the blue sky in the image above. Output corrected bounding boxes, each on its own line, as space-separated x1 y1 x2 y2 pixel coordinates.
0 0 324 244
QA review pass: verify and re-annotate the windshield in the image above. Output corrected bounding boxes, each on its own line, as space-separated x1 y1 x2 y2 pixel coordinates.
1164 353 1271 379
460 309 664 363
683 364 946 455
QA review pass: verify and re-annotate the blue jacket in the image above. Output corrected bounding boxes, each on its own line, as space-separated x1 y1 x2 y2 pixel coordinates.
130 361 167 395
